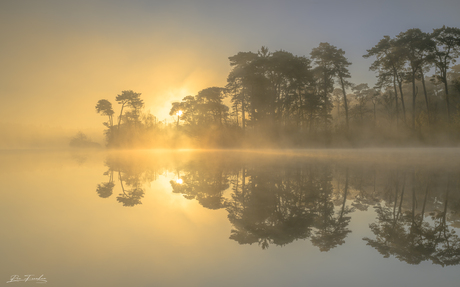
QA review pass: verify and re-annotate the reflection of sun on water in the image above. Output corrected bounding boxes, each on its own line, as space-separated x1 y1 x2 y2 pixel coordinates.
145 173 196 209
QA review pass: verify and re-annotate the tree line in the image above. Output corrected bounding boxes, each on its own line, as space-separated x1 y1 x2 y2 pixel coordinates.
96 26 460 148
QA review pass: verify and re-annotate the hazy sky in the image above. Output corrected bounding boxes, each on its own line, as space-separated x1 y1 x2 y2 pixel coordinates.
1 0 459 132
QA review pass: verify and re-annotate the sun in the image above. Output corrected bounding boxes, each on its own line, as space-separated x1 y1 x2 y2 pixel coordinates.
146 87 192 121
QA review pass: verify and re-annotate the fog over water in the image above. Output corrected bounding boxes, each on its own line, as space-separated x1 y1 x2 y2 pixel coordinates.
1 148 460 286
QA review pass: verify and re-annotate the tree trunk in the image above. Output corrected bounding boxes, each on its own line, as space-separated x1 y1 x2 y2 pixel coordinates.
340 77 349 131
235 100 239 126
393 75 399 128
411 170 416 224
118 171 126 195
393 173 399 220
397 78 406 123
421 180 429 224
420 71 430 120
412 75 417 130
242 167 246 204
340 168 349 219
395 173 406 225
117 103 125 130
443 75 451 123
373 102 376 127
299 87 303 130
242 91 246 132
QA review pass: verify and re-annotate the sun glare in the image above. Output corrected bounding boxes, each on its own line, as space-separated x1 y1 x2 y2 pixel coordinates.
176 178 183 184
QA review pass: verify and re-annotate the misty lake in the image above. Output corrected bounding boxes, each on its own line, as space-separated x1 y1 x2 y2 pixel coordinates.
1 148 460 287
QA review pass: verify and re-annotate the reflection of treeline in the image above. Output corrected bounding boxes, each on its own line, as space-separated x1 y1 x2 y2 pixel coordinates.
95 152 460 265
225 164 352 251
97 27 460 148
364 171 460 266
96 152 172 206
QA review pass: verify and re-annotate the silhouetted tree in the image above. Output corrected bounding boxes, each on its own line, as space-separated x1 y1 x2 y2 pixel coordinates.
195 87 229 126
431 26 460 122
227 51 259 131
310 43 339 130
310 44 353 131
396 29 435 129
350 83 373 124
364 36 407 126
96 99 115 128
115 90 144 129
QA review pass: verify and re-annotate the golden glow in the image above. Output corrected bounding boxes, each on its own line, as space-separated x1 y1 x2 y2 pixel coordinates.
1 14 230 132
176 110 183 117
176 178 183 184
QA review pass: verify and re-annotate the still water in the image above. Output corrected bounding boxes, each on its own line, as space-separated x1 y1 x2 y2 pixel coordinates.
1 149 460 286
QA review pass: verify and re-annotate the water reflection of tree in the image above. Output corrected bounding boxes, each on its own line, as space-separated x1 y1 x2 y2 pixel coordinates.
96 169 115 198
311 168 354 251
170 161 229 210
93 152 460 264
95 155 159 207
227 165 317 249
364 172 460 266
116 171 145 207
224 164 356 251
349 167 379 211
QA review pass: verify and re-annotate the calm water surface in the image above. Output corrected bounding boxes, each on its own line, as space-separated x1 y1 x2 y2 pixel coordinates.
1 149 460 287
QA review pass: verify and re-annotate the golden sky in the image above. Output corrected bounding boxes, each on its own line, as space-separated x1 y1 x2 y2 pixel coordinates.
1 2 233 131
1 0 459 137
